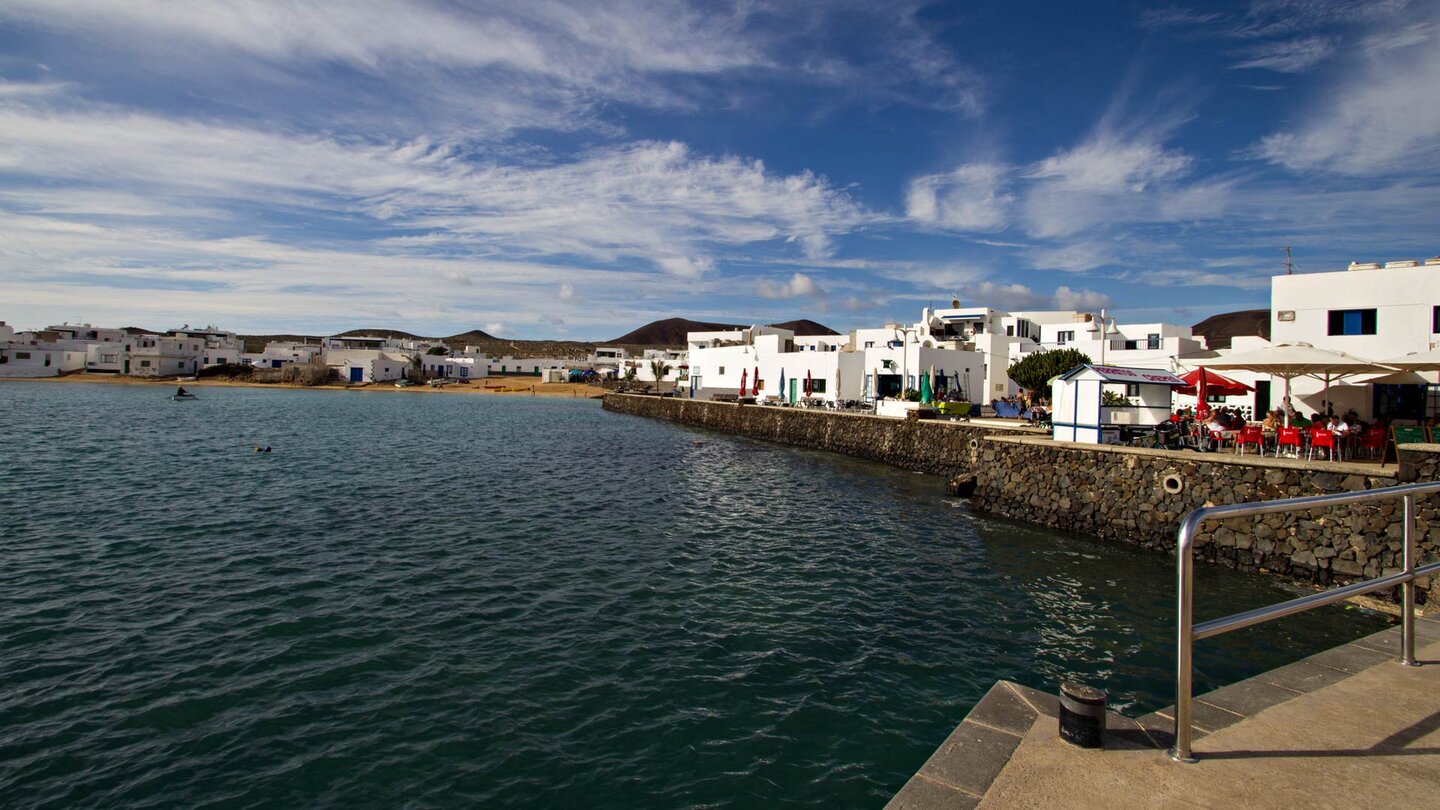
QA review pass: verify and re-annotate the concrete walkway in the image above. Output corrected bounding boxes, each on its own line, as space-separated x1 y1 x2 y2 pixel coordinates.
979 631 1440 808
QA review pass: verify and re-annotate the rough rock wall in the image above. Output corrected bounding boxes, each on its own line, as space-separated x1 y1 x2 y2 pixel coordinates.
601 393 1032 476
972 436 1440 600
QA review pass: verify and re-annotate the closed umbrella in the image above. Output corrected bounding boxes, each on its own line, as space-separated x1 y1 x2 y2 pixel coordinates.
919 369 933 404
740 368 747 397
752 366 759 397
1195 368 1210 421
805 369 813 398
779 368 787 402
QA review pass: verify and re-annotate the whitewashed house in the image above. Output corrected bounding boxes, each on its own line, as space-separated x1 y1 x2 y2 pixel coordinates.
1225 256 1440 420
422 355 488 380
0 343 64 377
127 334 206 377
167 327 244 367
325 349 411 383
248 341 324 369
486 355 570 375
687 321 981 404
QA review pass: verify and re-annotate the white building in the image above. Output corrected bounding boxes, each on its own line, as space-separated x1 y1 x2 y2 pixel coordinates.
127 334 206 377
167 327 244 367
914 303 1206 402
247 341 324 369
422 354 488 380
0 343 64 377
619 348 687 387
486 355 570 375
687 322 983 404
326 349 411 383
1266 256 1440 419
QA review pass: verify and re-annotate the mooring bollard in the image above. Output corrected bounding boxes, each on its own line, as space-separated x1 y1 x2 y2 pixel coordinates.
1058 682 1106 748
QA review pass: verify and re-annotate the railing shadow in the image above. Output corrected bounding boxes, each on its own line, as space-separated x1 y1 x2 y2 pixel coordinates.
1192 708 1440 761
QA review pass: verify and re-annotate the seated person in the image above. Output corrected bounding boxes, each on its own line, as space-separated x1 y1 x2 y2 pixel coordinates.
1330 415 1351 436
1205 413 1228 451
1261 409 1281 431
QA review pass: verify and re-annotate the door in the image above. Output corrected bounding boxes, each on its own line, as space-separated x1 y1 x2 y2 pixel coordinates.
349 367 364 382
789 378 798 402
1254 380 1271 416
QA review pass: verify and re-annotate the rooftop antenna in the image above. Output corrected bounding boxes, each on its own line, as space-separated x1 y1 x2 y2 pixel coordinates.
1284 246 1293 276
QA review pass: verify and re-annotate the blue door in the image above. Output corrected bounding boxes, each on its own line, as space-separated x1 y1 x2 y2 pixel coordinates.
349 367 364 382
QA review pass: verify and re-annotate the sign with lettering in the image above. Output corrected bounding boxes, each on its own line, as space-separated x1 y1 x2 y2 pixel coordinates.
1086 365 1187 386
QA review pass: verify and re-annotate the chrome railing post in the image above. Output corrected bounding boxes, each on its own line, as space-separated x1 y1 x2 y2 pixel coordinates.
1170 510 1202 763
1402 493 1417 666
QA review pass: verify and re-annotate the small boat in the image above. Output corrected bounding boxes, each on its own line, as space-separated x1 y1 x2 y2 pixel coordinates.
170 394 198 401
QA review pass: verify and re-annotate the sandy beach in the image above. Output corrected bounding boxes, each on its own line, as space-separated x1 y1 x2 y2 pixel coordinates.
4 373 611 399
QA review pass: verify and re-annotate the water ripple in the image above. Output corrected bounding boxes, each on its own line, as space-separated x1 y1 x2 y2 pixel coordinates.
0 382 1388 808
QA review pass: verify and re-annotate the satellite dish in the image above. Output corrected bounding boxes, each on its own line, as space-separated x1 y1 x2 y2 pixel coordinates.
951 298 960 308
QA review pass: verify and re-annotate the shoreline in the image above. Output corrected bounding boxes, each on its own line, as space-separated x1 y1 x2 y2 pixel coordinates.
1 373 610 399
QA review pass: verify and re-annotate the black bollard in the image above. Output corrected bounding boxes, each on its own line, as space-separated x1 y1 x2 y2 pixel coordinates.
1058 682 1106 748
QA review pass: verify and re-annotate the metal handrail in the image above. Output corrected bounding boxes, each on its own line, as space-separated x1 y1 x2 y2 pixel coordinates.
1172 480 1440 762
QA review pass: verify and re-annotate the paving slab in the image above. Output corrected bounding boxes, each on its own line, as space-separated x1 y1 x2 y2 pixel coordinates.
976 637 1440 809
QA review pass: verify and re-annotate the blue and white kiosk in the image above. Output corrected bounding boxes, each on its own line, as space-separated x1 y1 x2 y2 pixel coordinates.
1050 364 1187 444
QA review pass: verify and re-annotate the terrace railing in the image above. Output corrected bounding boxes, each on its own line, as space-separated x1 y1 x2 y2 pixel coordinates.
1172 481 1440 762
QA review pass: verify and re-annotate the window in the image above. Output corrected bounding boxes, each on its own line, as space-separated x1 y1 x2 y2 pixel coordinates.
1006 325 1015 336
718 366 725 375
1328 308 1377 336
809 379 827 393
1056 330 1074 344
864 341 874 348
1125 383 1141 396
15 351 30 359
1432 306 1440 333
1147 333 1161 350
140 360 152 368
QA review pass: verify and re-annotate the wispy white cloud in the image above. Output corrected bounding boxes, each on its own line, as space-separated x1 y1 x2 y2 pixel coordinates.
904 163 1013 231
1231 35 1336 72
1250 16 1440 174
0 92 873 282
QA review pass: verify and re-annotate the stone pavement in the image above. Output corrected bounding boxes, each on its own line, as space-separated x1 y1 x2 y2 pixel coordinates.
886 615 1440 809
978 622 1440 809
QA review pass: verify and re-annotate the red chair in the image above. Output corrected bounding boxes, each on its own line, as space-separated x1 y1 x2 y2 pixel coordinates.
1309 428 1338 462
1275 427 1301 458
1236 426 1264 455
1359 428 1387 459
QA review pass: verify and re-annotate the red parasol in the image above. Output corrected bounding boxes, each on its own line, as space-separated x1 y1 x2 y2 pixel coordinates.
752 366 759 396
740 368 747 396
1178 368 1253 397
1195 370 1210 421
805 369 813 397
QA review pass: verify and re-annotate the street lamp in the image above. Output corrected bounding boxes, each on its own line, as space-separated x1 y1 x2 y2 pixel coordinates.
1086 309 1120 365
893 325 920 394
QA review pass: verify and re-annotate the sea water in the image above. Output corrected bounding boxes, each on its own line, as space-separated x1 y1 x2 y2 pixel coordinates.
0 382 1388 808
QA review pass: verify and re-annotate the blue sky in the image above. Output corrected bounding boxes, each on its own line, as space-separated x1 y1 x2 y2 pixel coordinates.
1 0 1437 339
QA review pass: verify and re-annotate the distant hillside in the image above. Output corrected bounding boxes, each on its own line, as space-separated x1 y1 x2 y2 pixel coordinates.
770 319 840 336
336 328 423 340
610 316 840 345
609 318 744 345
442 328 500 344
1192 309 1270 350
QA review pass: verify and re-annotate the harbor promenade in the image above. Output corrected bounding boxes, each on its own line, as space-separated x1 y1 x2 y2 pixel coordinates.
888 615 1440 808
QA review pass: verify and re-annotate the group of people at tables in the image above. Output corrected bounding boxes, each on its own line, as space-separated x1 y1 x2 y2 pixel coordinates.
1169 401 1386 460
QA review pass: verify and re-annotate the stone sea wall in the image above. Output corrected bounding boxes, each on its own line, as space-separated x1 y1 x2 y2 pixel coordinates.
973 436 1440 600
604 394 1440 601
601 393 1034 476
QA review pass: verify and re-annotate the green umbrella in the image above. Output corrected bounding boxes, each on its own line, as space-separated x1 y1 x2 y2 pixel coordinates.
919 368 933 404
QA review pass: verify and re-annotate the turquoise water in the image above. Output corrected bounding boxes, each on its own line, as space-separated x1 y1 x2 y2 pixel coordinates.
0 382 1388 808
